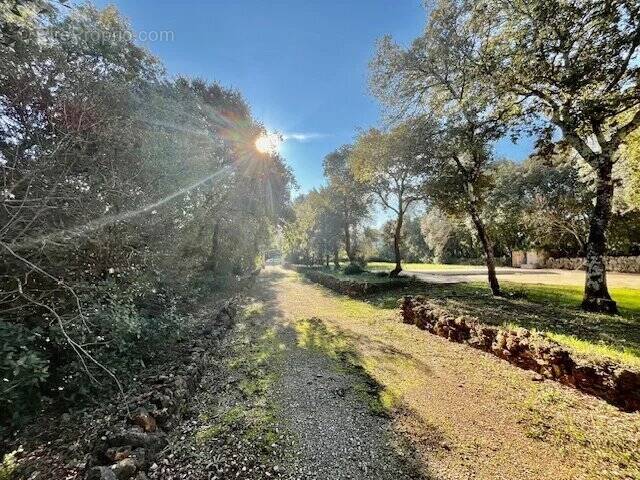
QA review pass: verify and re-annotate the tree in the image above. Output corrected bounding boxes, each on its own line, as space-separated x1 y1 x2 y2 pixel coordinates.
323 146 370 263
619 127 640 212
488 153 593 258
370 0 513 293
351 122 431 276
282 188 342 267
0 2 293 427
477 0 640 312
421 208 480 263
484 161 531 257
376 216 431 262
402 216 431 262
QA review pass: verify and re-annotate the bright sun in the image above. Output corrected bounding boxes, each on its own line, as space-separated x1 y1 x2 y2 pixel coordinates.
255 132 282 154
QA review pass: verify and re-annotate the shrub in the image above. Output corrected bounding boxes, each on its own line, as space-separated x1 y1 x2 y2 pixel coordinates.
343 263 365 275
0 322 49 430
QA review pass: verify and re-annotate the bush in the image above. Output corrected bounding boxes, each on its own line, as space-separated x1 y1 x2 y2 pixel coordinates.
343 263 365 275
0 322 49 430
0 276 189 433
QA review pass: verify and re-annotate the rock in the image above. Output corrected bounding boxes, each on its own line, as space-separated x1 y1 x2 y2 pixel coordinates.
105 446 131 463
131 408 157 433
107 428 167 452
129 448 149 469
112 458 137 480
86 466 117 480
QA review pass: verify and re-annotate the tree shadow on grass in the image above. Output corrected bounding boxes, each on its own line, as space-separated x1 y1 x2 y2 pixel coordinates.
366 281 640 362
291 316 443 480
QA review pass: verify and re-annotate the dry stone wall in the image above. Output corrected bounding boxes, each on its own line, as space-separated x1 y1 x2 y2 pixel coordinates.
545 256 640 273
85 299 239 480
399 296 640 412
284 264 408 296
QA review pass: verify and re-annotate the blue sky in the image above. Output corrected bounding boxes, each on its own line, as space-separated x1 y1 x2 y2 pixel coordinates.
94 0 534 199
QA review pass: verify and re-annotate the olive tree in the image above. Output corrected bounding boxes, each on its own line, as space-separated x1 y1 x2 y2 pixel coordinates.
370 0 514 293
477 0 640 312
350 122 432 276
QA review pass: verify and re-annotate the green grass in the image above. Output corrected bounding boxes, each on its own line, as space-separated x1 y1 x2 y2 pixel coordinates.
196 300 286 453
0 451 17 480
500 283 640 317
297 264 640 366
364 280 640 367
364 261 479 272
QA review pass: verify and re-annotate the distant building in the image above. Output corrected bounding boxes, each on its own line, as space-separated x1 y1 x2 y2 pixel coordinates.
511 250 548 269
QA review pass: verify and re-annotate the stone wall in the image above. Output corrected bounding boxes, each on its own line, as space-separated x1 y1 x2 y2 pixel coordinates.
283 264 409 296
399 296 640 412
85 299 239 480
544 255 640 273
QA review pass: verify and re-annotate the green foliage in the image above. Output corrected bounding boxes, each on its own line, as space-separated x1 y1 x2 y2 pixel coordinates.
0 323 49 428
283 188 343 265
323 146 371 262
420 208 480 262
373 217 431 263
0 450 18 480
0 1 292 431
343 263 365 275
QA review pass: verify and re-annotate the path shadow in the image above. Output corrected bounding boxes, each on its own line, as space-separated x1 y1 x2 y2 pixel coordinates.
246 267 443 480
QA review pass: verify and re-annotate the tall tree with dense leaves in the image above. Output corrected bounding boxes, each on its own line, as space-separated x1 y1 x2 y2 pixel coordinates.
370 0 512 293
282 188 341 266
351 121 432 276
323 146 370 263
476 0 640 312
0 2 293 427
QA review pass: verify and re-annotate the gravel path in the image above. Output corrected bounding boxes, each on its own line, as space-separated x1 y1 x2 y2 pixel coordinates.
147 272 424 480
145 267 640 480
274 323 423 480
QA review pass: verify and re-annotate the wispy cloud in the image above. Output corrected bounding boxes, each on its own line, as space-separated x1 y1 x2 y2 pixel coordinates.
282 132 328 142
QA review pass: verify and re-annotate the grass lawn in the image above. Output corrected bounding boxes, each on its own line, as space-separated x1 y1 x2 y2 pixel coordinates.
364 261 479 272
303 264 640 366
361 279 640 367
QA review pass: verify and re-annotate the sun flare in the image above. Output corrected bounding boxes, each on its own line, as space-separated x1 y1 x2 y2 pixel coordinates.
255 132 282 154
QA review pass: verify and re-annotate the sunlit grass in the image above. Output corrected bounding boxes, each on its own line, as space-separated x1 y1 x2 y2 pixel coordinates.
496 283 640 317
545 332 640 368
363 261 478 272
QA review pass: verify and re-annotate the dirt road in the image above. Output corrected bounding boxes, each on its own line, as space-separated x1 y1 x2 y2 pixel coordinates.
401 266 640 289
154 267 639 480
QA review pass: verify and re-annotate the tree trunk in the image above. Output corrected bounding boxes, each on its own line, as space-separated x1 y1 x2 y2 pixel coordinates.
469 205 501 296
582 160 617 313
206 220 221 271
390 211 404 277
325 254 330 268
344 222 354 262
333 249 340 269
